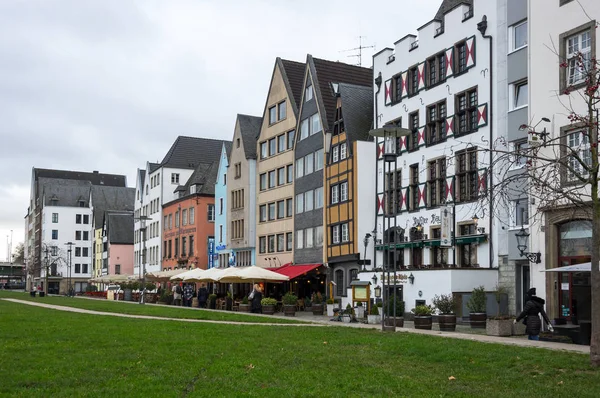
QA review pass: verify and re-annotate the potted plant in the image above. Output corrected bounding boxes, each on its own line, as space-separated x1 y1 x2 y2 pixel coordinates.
158 289 173 305
262 297 278 315
384 295 405 327
376 301 383 315
326 298 336 317
304 296 312 311
487 284 513 336
432 293 457 332
311 292 324 315
342 303 353 323
282 292 298 316
239 295 250 312
208 294 217 309
411 304 434 330
467 286 487 329
367 303 381 324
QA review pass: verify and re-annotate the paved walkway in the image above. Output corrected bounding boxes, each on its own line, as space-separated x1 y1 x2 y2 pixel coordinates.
2 298 589 354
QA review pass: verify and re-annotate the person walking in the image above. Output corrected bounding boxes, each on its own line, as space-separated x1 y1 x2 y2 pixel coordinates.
172 283 182 306
197 284 208 308
250 284 263 314
514 288 554 340
183 283 194 307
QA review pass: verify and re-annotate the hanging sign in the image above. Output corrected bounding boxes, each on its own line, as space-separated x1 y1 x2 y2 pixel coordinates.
208 238 215 268
440 206 453 247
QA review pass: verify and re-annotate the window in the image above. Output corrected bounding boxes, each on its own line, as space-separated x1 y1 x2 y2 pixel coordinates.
75 247 81 257
234 163 242 179
341 223 349 243
287 164 293 183
296 157 304 178
175 210 180 227
332 225 340 244
332 146 339 163
305 190 314 211
409 164 419 210
189 185 196 194
431 228 447 267
305 85 313 102
385 170 402 215
277 167 286 185
236 138 240 148
427 52 446 86
76 231 82 240
168 240 172 258
295 193 304 214
296 230 304 249
277 200 285 219
455 87 478 136
190 207 195 224
340 182 348 202
315 148 324 171
76 214 82 224
511 80 528 109
286 232 293 251
189 236 194 256
182 209 188 226
268 203 276 221
456 147 479 202
408 112 419 151
181 237 187 256
115 264 121 274
219 198 223 214
409 66 418 94
207 205 214 222
314 187 323 209
171 173 180 184
310 114 321 135
458 224 477 267
269 138 276 156
83 231 89 241
287 130 295 150
512 21 528 51
219 225 223 242
269 105 277 124
335 269 344 296
268 170 276 189
300 119 309 140
52 230 58 240
168 214 172 229
561 22 594 89
278 134 286 153
75 264 81 273
456 41 467 73
175 238 179 257
260 173 267 191
260 142 267 159
331 184 339 204
259 236 266 254
277 234 285 252
315 226 323 247
340 143 347 160
259 205 267 222
510 199 529 227
304 153 314 175
305 228 314 248
428 158 446 207
278 101 286 120
50 246 57 256
52 213 58 223
566 129 592 180
426 101 447 145
512 140 529 167
79 200 85 207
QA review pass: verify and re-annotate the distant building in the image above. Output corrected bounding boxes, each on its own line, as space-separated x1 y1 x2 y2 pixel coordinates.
101 212 134 276
214 143 233 268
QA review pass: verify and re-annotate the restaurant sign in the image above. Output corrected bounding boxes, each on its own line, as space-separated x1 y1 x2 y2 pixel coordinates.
381 273 409 284
208 238 215 268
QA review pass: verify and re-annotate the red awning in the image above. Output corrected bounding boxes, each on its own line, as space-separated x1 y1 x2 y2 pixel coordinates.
270 263 322 280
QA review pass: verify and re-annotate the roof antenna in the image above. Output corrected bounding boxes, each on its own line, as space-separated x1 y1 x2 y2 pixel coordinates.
339 36 376 67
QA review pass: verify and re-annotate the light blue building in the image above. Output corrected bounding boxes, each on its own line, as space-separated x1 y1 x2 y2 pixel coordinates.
213 142 232 268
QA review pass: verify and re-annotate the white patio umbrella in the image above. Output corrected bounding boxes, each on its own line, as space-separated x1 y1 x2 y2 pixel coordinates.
89 274 136 283
146 269 188 282
181 268 207 282
216 265 289 283
542 262 592 272
170 268 203 281
185 266 227 282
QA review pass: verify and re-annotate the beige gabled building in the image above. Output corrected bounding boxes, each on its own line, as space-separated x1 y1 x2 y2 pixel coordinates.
255 58 305 268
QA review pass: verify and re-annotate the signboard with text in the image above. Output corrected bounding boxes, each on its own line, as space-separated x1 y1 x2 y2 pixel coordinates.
208 238 215 268
440 206 453 247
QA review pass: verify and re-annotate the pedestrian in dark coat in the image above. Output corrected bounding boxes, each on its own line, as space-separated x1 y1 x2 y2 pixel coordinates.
514 288 554 340
197 284 208 308
251 284 263 314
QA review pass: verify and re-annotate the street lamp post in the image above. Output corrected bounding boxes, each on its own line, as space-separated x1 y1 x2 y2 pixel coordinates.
65 242 74 296
44 246 49 295
135 215 152 304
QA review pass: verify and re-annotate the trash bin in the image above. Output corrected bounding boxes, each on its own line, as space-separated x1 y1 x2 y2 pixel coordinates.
30 291 36 297
39 291 45 297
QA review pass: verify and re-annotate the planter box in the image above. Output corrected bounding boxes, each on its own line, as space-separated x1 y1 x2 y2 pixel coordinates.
384 317 404 328
512 322 526 336
263 304 275 315
326 304 336 317
469 312 487 329
283 304 296 316
312 304 324 316
414 316 433 330
486 319 513 336
438 314 457 332
367 314 381 325
342 315 352 323
238 304 250 312
354 306 365 319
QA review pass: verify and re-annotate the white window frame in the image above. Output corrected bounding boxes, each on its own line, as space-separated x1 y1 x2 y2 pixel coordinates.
310 114 321 135
509 80 528 111
305 228 314 248
171 173 180 184
340 182 348 202
295 193 304 214
340 142 347 160
305 190 314 211
509 20 528 53
304 153 314 175
567 30 592 86
296 230 304 249
332 146 339 163
332 225 340 244
296 158 304 179
331 185 339 204
259 205 267 222
567 129 591 180
314 187 323 209
341 223 349 242
509 199 529 229
300 119 309 140
315 149 324 171
305 85 313 102
315 226 323 247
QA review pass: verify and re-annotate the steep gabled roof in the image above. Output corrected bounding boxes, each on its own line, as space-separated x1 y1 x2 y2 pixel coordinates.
91 186 135 228
185 160 219 195
280 58 306 114
309 56 372 132
137 169 146 192
107 212 134 245
34 168 126 187
435 0 473 21
149 163 161 173
338 83 374 143
160 136 231 169
237 114 262 159
39 178 92 207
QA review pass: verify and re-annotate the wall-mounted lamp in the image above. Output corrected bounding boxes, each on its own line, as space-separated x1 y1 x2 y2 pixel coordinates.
472 214 486 234
374 285 382 298
416 223 422 232
519 117 551 145
408 273 415 285
372 274 378 285
515 226 541 264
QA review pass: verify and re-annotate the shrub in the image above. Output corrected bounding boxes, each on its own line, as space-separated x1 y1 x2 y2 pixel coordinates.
311 292 323 304
130 281 140 291
326 298 335 305
356 301 363 307
369 304 379 315
261 297 278 306
384 295 405 317
467 286 487 313
283 292 298 305
411 304 434 316
432 294 456 314
145 282 156 291
242 296 249 305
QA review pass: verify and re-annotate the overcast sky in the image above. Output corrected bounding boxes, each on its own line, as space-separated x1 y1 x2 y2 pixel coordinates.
0 0 442 261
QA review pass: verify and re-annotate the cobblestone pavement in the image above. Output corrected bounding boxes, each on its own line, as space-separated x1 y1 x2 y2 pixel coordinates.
2 297 589 354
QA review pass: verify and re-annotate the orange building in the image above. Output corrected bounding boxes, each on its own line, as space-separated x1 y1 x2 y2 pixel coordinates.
162 162 218 270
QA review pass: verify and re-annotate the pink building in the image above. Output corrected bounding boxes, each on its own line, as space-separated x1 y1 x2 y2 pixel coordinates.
102 212 134 276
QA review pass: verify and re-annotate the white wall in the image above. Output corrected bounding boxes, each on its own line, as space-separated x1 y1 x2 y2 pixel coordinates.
356 140 376 266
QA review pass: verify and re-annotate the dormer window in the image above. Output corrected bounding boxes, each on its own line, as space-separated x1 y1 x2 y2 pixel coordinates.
190 185 197 194
79 200 85 207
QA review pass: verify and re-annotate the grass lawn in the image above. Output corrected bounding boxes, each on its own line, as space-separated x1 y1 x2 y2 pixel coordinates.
0 291 305 324
1 300 599 397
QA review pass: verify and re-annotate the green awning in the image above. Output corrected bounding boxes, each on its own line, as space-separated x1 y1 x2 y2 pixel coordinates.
423 239 441 247
455 234 487 245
